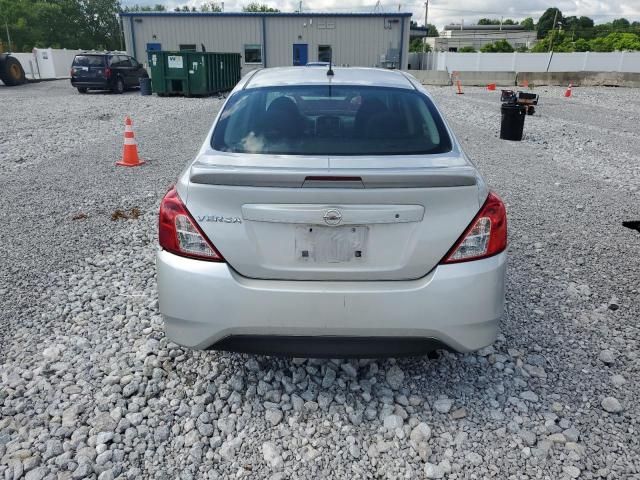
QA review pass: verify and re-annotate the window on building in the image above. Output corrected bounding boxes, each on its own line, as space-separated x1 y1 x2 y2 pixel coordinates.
244 44 262 64
179 44 197 51
318 45 332 63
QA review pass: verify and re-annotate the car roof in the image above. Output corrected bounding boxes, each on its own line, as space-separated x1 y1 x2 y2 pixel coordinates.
244 67 416 90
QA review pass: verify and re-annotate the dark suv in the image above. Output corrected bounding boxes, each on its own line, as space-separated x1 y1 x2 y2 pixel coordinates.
71 53 148 94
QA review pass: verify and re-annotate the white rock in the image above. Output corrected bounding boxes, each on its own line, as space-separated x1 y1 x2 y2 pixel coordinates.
598 350 616 364
383 414 403 430
424 463 444 479
465 452 483 466
265 409 283 426
520 390 539 402
410 422 432 443
563 466 581 478
433 398 453 414
385 365 404 390
301 445 321 462
43 345 62 361
262 442 284 471
611 374 626 386
601 396 623 413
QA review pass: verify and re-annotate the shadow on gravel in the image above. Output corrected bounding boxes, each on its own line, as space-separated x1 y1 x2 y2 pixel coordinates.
622 221 640 233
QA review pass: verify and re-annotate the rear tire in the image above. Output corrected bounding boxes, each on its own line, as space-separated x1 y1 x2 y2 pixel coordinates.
77 87 88 94
112 77 124 94
527 106 535 115
0 55 27 86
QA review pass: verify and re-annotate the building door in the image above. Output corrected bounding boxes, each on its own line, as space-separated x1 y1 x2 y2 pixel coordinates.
146 43 162 64
292 44 308 66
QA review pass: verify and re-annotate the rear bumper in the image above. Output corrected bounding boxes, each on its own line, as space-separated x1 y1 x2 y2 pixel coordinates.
70 79 110 89
156 249 506 355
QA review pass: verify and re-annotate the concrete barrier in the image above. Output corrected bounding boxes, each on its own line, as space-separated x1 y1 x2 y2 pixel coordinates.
405 70 451 86
455 71 516 86
517 71 640 88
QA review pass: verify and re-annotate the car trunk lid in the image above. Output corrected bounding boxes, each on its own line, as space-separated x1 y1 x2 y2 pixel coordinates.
185 152 483 281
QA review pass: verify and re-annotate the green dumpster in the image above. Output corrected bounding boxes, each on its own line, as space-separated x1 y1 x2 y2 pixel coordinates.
148 51 241 96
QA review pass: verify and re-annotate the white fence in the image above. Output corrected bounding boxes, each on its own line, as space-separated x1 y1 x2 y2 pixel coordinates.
408 51 640 73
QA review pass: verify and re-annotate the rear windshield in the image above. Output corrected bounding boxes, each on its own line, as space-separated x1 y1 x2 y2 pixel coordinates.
211 85 452 155
73 55 106 67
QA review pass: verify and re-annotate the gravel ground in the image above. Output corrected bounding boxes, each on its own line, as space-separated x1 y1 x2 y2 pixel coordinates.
1 80 639 480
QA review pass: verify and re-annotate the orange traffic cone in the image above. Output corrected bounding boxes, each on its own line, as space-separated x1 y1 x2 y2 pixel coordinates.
456 79 464 95
116 116 145 167
487 83 496 91
564 83 573 97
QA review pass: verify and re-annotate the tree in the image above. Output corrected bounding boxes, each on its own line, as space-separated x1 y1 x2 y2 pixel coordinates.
0 0 121 51
573 38 590 52
200 2 223 12
477 18 517 26
537 7 562 39
578 16 594 29
458 46 476 52
478 18 500 25
426 24 438 37
480 39 514 53
122 4 166 11
521 17 534 31
409 38 431 52
242 3 279 12
612 18 630 30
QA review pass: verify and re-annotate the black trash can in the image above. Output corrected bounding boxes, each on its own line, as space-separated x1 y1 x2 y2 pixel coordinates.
140 77 152 96
500 103 526 141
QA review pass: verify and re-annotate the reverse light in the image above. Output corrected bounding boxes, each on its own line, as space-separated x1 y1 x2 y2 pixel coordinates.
442 192 507 264
158 187 224 262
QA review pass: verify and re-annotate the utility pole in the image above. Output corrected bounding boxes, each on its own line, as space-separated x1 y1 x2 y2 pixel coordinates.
421 0 429 69
299 1 302 13
5 21 11 51
548 9 559 52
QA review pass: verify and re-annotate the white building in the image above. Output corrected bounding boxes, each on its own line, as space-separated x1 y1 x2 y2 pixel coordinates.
120 12 411 73
426 24 537 52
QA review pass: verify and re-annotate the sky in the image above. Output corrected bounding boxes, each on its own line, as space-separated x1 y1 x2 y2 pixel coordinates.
121 0 640 29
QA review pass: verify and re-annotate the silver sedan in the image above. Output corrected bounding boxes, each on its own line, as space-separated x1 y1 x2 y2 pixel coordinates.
157 66 507 357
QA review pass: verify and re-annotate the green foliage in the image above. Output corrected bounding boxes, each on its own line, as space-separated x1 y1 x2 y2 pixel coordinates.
458 46 476 52
531 28 640 52
409 38 431 52
521 18 535 31
0 0 120 51
200 3 223 12
242 3 279 12
477 18 500 25
480 39 514 53
477 18 517 26
426 24 438 37
537 7 562 39
122 4 166 11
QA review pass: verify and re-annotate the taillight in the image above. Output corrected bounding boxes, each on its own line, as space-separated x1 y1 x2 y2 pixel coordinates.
441 192 507 264
104 67 112 78
158 187 224 262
